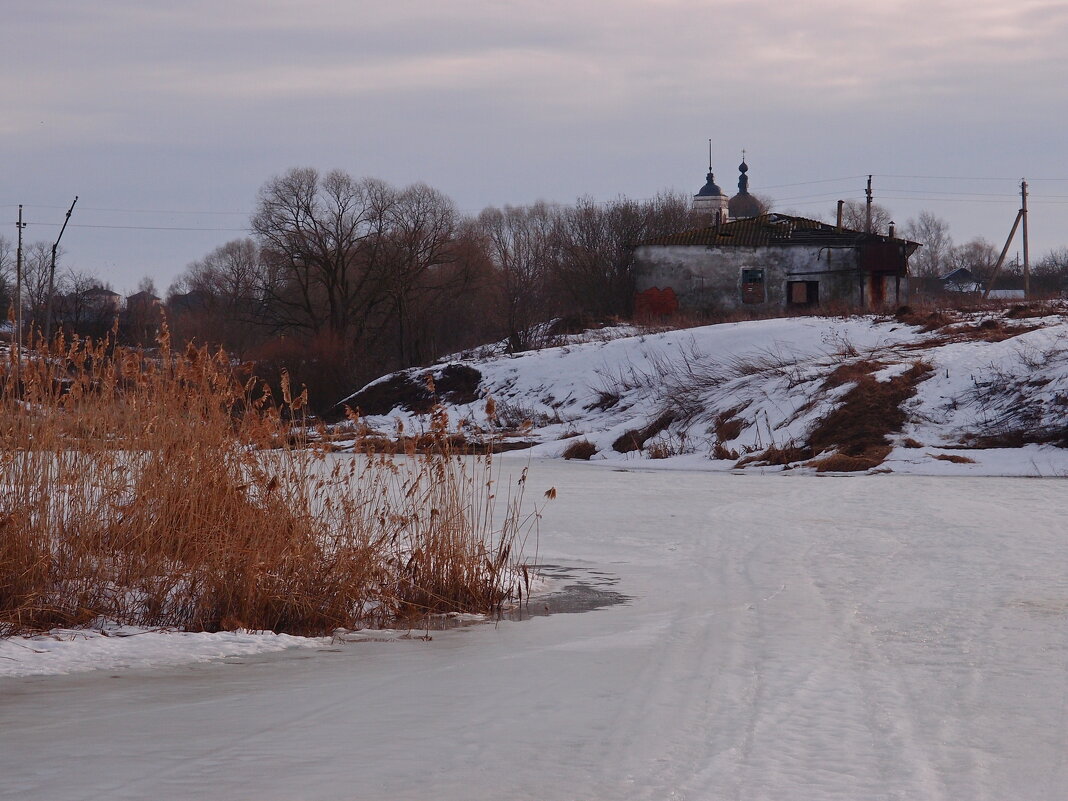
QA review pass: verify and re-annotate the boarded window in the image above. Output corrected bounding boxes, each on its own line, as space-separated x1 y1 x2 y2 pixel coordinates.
741 269 765 304
787 280 819 306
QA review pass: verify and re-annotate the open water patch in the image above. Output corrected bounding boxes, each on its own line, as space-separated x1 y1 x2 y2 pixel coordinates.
501 563 631 620
374 564 630 635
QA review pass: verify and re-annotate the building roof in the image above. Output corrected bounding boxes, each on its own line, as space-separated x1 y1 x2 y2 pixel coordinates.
940 267 978 283
82 286 120 297
641 213 921 254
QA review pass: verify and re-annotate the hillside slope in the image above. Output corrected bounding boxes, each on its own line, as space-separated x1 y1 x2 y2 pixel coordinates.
341 307 1068 476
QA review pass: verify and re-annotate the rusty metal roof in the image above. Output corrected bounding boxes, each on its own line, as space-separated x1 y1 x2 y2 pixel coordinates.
641 213 920 253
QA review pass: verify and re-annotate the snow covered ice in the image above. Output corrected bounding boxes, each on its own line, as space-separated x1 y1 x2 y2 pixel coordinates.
3 457 1067 800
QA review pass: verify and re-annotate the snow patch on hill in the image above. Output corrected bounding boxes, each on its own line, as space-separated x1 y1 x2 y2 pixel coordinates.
342 308 1068 476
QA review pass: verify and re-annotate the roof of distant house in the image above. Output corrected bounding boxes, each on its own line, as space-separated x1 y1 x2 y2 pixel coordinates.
940 267 979 283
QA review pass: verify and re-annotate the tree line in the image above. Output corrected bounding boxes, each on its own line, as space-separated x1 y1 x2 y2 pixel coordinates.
159 168 700 410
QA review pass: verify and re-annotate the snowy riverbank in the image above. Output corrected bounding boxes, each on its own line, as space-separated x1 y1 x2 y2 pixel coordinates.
345 308 1068 475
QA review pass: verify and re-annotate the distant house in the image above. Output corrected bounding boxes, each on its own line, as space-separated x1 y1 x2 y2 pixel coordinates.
54 286 122 334
123 291 163 344
166 289 213 315
125 290 161 312
634 213 920 315
941 267 982 293
82 287 122 316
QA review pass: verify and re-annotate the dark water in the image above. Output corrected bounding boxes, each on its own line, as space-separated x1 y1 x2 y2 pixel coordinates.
416 563 631 631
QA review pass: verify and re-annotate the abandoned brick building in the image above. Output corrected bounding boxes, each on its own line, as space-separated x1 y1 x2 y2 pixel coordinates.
634 159 920 315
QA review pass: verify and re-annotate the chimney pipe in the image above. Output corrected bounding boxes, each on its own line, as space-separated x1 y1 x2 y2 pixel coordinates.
888 221 896 238
836 200 844 230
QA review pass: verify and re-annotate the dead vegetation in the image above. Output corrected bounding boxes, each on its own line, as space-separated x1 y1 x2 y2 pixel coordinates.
932 453 976 464
959 340 1068 448
612 412 676 453
562 439 598 460
736 359 933 472
0 331 539 636
805 360 933 471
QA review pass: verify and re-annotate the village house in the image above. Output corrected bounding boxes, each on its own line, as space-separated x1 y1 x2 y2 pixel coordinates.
634 159 921 315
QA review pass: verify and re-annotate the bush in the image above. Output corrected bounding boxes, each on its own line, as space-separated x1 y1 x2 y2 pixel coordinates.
0 329 538 635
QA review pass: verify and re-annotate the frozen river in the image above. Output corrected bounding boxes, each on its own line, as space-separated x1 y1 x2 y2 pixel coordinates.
3 459 1068 800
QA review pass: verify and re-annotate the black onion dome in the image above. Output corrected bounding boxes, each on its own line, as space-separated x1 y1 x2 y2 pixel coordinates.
696 171 725 197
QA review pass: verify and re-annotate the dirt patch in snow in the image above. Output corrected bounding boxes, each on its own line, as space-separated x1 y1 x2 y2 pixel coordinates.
806 360 933 471
739 359 933 472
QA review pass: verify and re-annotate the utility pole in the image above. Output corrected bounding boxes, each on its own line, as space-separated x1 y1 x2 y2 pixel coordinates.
43 196 78 344
865 175 873 234
15 205 26 368
984 181 1030 301
1021 179 1030 299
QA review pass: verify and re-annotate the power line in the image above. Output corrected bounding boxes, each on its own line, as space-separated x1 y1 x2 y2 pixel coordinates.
757 175 868 191
26 222 252 232
875 173 1068 182
1 203 250 216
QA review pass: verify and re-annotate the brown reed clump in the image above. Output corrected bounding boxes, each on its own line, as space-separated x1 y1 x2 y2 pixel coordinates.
0 328 538 636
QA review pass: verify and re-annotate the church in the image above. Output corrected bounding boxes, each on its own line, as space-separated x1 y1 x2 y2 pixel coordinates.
634 155 919 315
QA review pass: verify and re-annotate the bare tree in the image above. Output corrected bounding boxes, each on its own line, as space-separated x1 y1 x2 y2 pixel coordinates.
166 238 269 353
948 238 999 284
57 270 117 338
182 238 262 307
251 168 398 342
553 192 698 318
836 200 894 235
478 201 559 351
1033 247 1068 296
0 235 12 321
136 275 158 296
20 242 68 331
378 183 459 365
1035 247 1068 277
902 211 954 278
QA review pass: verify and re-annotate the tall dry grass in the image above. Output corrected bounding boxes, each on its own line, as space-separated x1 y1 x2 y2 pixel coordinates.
0 329 538 635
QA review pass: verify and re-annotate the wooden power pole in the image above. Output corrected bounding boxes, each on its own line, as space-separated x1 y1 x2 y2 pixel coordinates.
865 175 873 234
43 196 78 344
15 205 26 368
1021 180 1030 299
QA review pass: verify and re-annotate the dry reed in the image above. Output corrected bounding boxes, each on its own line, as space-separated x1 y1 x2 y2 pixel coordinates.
0 329 539 635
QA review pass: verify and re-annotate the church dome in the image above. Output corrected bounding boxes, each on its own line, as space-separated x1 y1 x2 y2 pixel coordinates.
728 158 761 219
695 171 725 198
729 192 762 219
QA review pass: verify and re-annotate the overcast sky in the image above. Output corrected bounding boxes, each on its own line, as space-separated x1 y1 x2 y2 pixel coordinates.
5 0 1068 293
